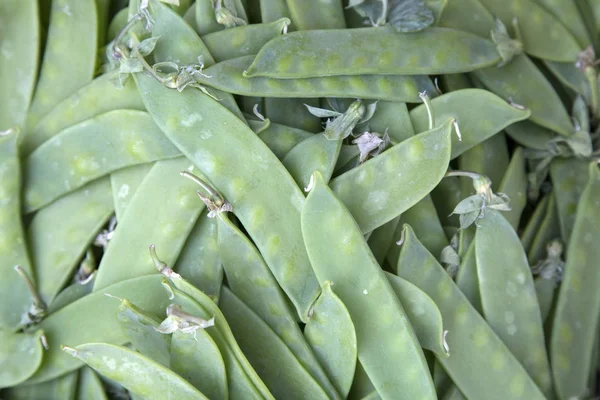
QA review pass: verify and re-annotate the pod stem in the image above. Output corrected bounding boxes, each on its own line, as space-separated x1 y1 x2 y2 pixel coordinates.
419 91 434 130
14 265 47 320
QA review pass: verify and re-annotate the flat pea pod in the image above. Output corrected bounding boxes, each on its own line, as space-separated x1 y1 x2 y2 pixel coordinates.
505 120 557 151
63 343 207 399
368 217 401 265
134 74 320 322
217 213 339 399
330 120 453 234
23 71 145 155
25 0 98 130
348 362 376 400
194 0 223 35
527 195 560 265
110 163 154 221
386 272 449 358
77 368 108 400
520 194 551 253
260 0 292 23
93 157 204 290
409 89 531 159
283 134 342 189
441 74 473 92
478 0 581 62
201 18 290 62
28 178 113 305
497 147 528 229
458 133 510 192
107 7 129 42
304 281 357 398
249 119 312 159
198 56 437 102
442 386 467 400
550 162 600 400
171 329 228 400
0 330 45 388
455 241 482 313
220 287 331 400
302 172 436 400
264 97 322 132
7 371 79 400
531 0 592 47
27 275 171 384
396 224 546 400
0 0 39 131
430 174 463 229
48 277 95 315
0 130 35 330
244 27 503 78
367 101 415 143
23 110 181 213
475 210 553 397
173 210 223 299
285 0 346 30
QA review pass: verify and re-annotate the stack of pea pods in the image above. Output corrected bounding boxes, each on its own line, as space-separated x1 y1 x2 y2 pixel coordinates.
1 0 600 399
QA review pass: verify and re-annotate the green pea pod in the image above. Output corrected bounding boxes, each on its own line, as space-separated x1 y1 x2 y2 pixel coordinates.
63 343 207 399
304 281 357 398
0 330 44 388
368 217 401 265
475 210 553 397
497 147 527 229
220 287 332 399
0 130 35 330
348 362 376 399
455 242 482 313
550 162 600 400
520 194 551 253
302 172 436 399
396 225 546 400
385 272 449 358
505 120 557 151
409 89 531 159
244 27 504 78
260 0 292 23
250 119 313 159
7 371 79 400
173 210 223 299
29 178 113 305
330 119 453 234
23 71 145 155
202 18 290 62
77 368 108 400
442 386 467 400
285 0 345 30
107 7 129 42
195 0 223 35
458 133 509 193
283 134 342 189
531 0 591 47
25 0 98 130
48 277 96 315
527 195 560 265
110 163 154 221
171 329 228 400
544 61 596 108
0 0 39 131
263 97 322 132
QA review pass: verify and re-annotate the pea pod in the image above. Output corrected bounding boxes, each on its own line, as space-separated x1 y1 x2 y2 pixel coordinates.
250 119 312 159
368 217 401 265
0 330 45 388
497 148 527 229
77 368 108 400
283 134 342 189
285 0 345 30
367 101 415 143
550 162 600 400
110 163 154 221
7 371 79 400
531 0 591 47
527 192 560 266
458 133 510 193
244 27 504 78
263 97 323 132
302 172 436 400
521 194 551 253
194 0 223 35
455 242 482 312
505 120 557 151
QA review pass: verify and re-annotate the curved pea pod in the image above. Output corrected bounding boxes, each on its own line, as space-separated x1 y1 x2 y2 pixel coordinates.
304 282 357 398
396 225 546 400
285 0 345 30
202 18 290 62
367 101 415 143
497 148 527 229
173 211 223 299
368 217 401 265
244 27 503 78
409 89 531 159
532 0 592 47
430 175 463 228
438 0 493 37
458 133 510 193
0 130 35 330
472 55 574 136
521 194 551 252
0 0 39 130
220 287 332 399
93 158 204 290
77 368 108 400
198 56 437 102
550 162 600 400
63 343 207 399
107 7 129 42
505 120 557 150
134 74 320 322
217 213 339 398
264 97 322 132
527 195 560 265
7 371 79 400
385 272 449 358
48 276 96 315
260 0 292 23
545 61 595 105
0 330 45 388
110 163 154 220
475 210 553 397
302 172 436 400
194 0 223 35
29 178 113 305
455 242 482 313
250 119 312 159
25 0 98 130
478 0 581 61
23 71 145 155
330 120 453 234
27 275 170 384
283 134 342 189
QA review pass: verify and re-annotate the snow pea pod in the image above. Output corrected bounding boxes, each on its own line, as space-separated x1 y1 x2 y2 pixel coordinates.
458 133 510 193
77 368 107 400
0 0 39 131
194 0 222 35
110 163 154 221
7 371 79 400
527 194 560 265
550 162 600 400
244 27 503 78
302 172 436 400
368 217 401 265
264 97 321 132
198 56 437 102
409 89 531 159
0 330 45 388
249 119 313 159
367 101 415 143
107 7 129 42
505 120 557 151
283 134 342 189
531 0 591 47
455 242 482 313
521 194 551 253
260 0 292 23
497 147 527 229
285 0 345 30
543 61 595 109
396 225 546 400
63 343 208 399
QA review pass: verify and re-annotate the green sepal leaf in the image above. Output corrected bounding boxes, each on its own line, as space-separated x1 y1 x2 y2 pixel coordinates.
491 17 523 67
136 36 161 57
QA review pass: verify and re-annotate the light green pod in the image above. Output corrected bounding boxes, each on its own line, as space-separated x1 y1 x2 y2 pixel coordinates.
283 134 342 189
304 281 357 398
302 172 436 400
244 27 503 78
285 0 346 30
531 0 591 47
63 343 207 399
498 147 527 229
25 0 98 129
48 277 95 315
458 133 510 193
107 7 129 42
249 119 313 159
7 371 79 400
0 330 45 388
23 71 145 155
260 0 292 23
194 0 223 35
455 242 482 313
396 225 546 400
264 97 322 132
0 0 39 131
367 101 415 143
348 362 376 400
368 217 401 265
505 120 557 150
550 163 600 400
442 386 467 400
409 89 531 159
544 61 595 107
93 157 204 290
29 178 113 305
430 174 463 229
520 194 551 253
24 110 180 213
110 163 154 221
527 195 560 265
77 368 108 400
